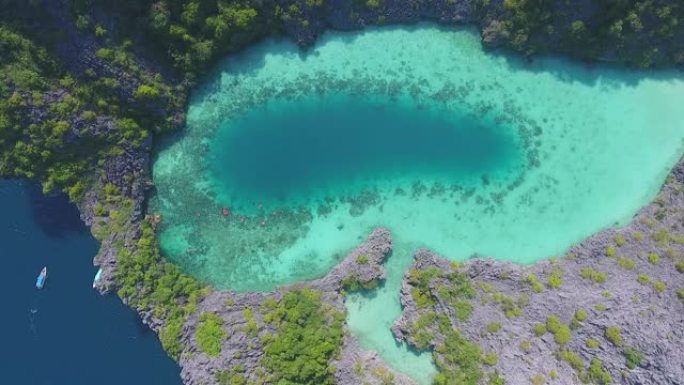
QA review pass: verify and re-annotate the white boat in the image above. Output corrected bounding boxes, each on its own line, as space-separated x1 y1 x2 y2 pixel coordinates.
92 268 102 288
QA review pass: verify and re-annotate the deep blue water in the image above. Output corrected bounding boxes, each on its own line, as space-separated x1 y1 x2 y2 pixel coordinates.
0 180 182 385
209 95 519 206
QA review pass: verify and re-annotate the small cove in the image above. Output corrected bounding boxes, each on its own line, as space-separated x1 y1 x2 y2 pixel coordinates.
150 25 684 382
0 180 182 385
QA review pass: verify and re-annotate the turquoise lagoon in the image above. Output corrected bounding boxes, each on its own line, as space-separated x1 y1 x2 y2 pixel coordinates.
150 25 684 382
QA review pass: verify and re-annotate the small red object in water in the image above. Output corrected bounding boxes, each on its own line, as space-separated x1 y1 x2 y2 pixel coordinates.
222 207 229 217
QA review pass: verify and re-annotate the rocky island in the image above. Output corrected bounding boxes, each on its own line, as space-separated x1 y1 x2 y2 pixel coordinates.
2 1 684 385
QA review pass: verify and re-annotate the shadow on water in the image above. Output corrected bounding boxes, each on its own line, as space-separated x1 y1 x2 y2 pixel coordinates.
147 126 191 205
157 22 684 193
352 279 385 301
1 179 182 385
199 22 682 94
27 184 86 238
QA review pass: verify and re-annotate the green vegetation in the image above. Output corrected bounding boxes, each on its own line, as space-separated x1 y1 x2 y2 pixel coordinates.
486 322 502 334
0 28 89 196
623 346 643 369
482 352 498 366
637 274 651 285
545 315 571 346
366 0 382 8
560 351 612 384
216 365 247 385
547 268 563 289
559 349 584 371
134 84 161 100
647 252 660 265
120 219 205 360
478 0 684 67
436 269 476 321
581 359 612 384
0 25 181 201
531 373 545 385
526 273 544 293
0 21 205 364
408 267 442 308
488 372 505 385
570 309 588 329
553 325 571 346
195 312 227 357
653 228 670 245
3 2 684 383
411 312 436 350
370 366 395 385
605 326 624 346
616 256 636 270
68 1 266 80
519 339 532 353
410 266 476 325
545 316 561 333
580 267 607 283
341 274 378 292
606 245 617 257
453 300 475 322
653 280 667 293
243 307 259 337
411 312 494 385
159 317 185 359
586 338 600 349
356 255 369 264
433 329 483 385
533 323 547 336
677 258 684 273
260 289 344 385
490 292 523 318
614 234 626 247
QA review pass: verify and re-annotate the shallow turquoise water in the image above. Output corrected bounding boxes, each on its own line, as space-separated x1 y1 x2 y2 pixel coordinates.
150 25 684 382
345 242 437 383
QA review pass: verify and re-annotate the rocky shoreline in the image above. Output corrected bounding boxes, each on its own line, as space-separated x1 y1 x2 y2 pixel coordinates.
173 228 419 385
5 1 684 384
142 157 684 385
392 161 684 384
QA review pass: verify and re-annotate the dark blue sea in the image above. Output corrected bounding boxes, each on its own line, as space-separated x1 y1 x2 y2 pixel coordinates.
0 180 182 385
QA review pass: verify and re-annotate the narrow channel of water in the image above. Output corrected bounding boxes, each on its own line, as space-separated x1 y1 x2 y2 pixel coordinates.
346 242 437 383
150 25 684 381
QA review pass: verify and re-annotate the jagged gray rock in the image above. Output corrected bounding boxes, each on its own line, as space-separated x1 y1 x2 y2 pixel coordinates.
173 227 414 385
394 161 684 385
